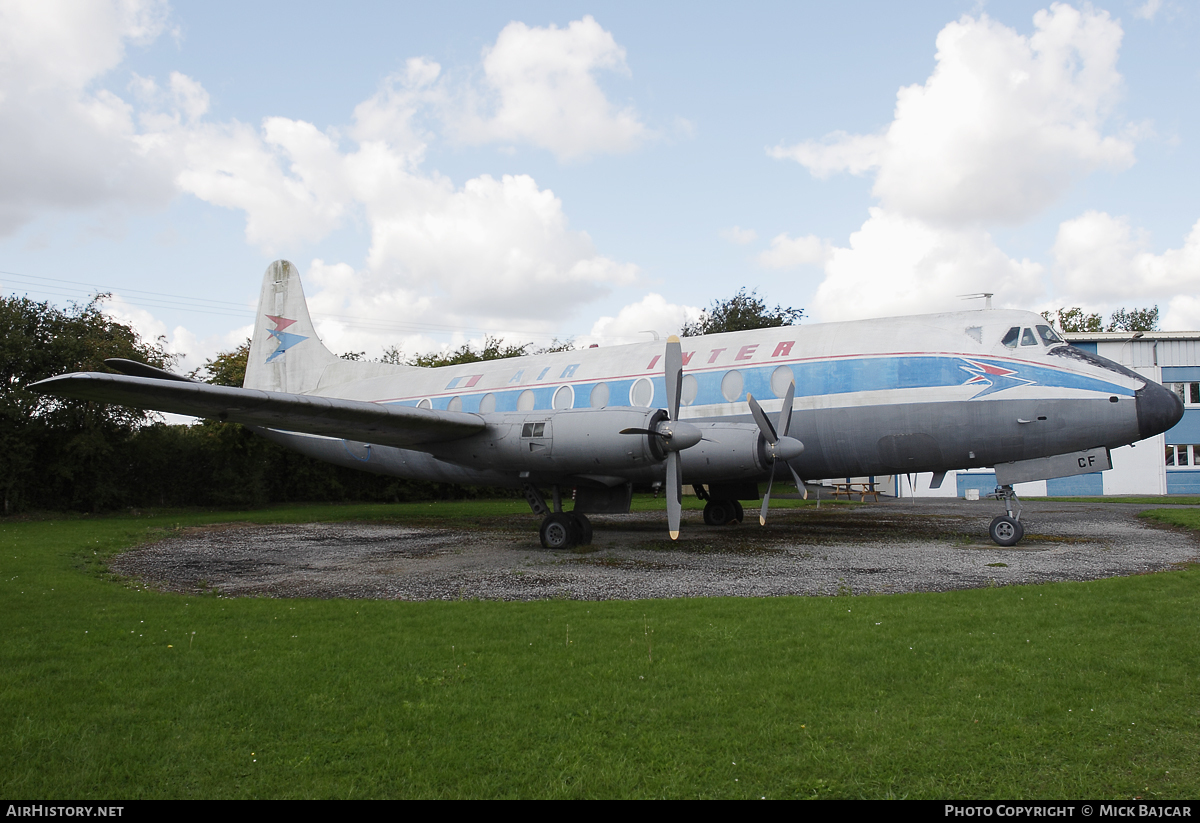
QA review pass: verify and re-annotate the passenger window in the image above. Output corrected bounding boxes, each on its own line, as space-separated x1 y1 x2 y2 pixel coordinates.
1001 327 1020 348
1036 325 1062 345
1020 328 1038 346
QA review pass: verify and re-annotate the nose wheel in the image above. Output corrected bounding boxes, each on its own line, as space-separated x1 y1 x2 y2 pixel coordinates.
989 515 1024 547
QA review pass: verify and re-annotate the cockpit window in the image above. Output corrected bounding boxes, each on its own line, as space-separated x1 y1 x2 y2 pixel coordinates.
1020 328 1038 346
1036 324 1062 345
1001 327 1020 348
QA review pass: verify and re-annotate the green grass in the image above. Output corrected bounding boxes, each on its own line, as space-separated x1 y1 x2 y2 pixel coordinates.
2 502 1198 799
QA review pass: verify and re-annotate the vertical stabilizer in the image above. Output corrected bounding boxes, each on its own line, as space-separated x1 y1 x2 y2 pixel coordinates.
244 260 339 393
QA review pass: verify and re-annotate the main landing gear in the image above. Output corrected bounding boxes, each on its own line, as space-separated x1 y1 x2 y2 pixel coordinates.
693 484 744 526
524 483 593 550
989 484 1024 547
702 499 743 526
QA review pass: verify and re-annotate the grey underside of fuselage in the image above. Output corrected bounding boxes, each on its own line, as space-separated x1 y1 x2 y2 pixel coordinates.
259 394 1140 488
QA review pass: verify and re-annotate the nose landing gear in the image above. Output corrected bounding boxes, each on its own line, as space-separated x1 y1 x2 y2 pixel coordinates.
989 485 1024 547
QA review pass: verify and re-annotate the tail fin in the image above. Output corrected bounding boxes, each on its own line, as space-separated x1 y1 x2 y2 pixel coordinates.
244 260 339 393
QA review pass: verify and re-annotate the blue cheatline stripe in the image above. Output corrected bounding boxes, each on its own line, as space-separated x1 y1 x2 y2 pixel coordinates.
382 355 1132 413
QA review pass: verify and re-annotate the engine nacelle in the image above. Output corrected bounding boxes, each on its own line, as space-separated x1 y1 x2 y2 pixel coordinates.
429 409 790 486
428 408 668 476
678 422 771 484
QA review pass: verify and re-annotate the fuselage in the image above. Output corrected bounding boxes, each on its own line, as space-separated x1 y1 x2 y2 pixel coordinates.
265 309 1182 489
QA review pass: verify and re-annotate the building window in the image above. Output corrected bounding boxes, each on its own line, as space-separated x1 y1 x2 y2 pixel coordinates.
1170 382 1200 405
1165 445 1200 467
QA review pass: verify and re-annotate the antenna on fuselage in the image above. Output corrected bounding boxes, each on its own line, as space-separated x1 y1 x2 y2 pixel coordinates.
958 293 994 310
639 330 661 341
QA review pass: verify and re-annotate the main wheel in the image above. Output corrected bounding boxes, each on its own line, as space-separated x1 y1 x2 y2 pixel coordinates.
989 515 1024 547
540 513 580 549
703 500 732 526
571 513 593 546
730 500 744 524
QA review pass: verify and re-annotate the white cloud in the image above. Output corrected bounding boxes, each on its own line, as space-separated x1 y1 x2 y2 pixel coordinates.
773 4 1134 226
0 0 175 233
454 16 648 160
769 4 1158 323
583 293 701 345
720 226 758 245
1052 210 1200 304
768 131 885 179
102 293 250 375
1133 0 1162 22
757 233 829 269
811 209 1044 321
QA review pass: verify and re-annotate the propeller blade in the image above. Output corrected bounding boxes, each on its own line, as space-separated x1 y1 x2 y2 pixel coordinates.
787 463 808 499
667 451 682 539
778 381 795 438
746 393 778 443
665 335 683 421
619 427 659 437
759 462 776 526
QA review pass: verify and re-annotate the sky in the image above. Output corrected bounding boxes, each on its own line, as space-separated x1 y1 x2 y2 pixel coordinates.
1 0 1198 372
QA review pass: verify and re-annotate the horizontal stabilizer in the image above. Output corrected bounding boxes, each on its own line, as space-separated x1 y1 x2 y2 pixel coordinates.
104 358 198 383
32 372 486 448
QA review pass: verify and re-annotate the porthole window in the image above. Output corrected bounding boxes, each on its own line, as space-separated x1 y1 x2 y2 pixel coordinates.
478 393 496 414
681 374 699 406
553 385 574 410
630 377 654 407
417 398 432 410
447 396 462 412
518 389 536 411
590 382 610 408
770 365 795 398
721 370 744 403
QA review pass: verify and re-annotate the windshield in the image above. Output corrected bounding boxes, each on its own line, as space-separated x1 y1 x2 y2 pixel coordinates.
1036 324 1063 345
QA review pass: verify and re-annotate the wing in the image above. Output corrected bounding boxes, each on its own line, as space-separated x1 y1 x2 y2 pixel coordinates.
31 372 485 448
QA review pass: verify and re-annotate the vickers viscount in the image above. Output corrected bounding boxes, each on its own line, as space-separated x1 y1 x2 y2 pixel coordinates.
34 261 1183 548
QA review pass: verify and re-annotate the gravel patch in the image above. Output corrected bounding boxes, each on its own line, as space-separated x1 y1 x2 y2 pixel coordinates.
110 499 1200 601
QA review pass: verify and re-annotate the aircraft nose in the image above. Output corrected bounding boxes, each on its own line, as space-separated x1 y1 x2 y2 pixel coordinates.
1136 379 1184 440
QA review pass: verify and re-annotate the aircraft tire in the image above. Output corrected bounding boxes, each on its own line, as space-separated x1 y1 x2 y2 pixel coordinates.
989 515 1024 547
703 500 733 527
540 513 579 550
730 500 744 524
571 513 593 546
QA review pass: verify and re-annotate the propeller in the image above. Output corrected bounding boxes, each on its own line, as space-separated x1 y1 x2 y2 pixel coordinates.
746 381 806 525
619 335 701 540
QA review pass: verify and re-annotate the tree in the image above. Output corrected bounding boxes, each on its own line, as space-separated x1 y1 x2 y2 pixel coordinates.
386 335 574 368
681 288 804 337
1042 306 1159 333
1041 307 1103 333
192 339 249 386
0 294 175 512
1106 306 1159 333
